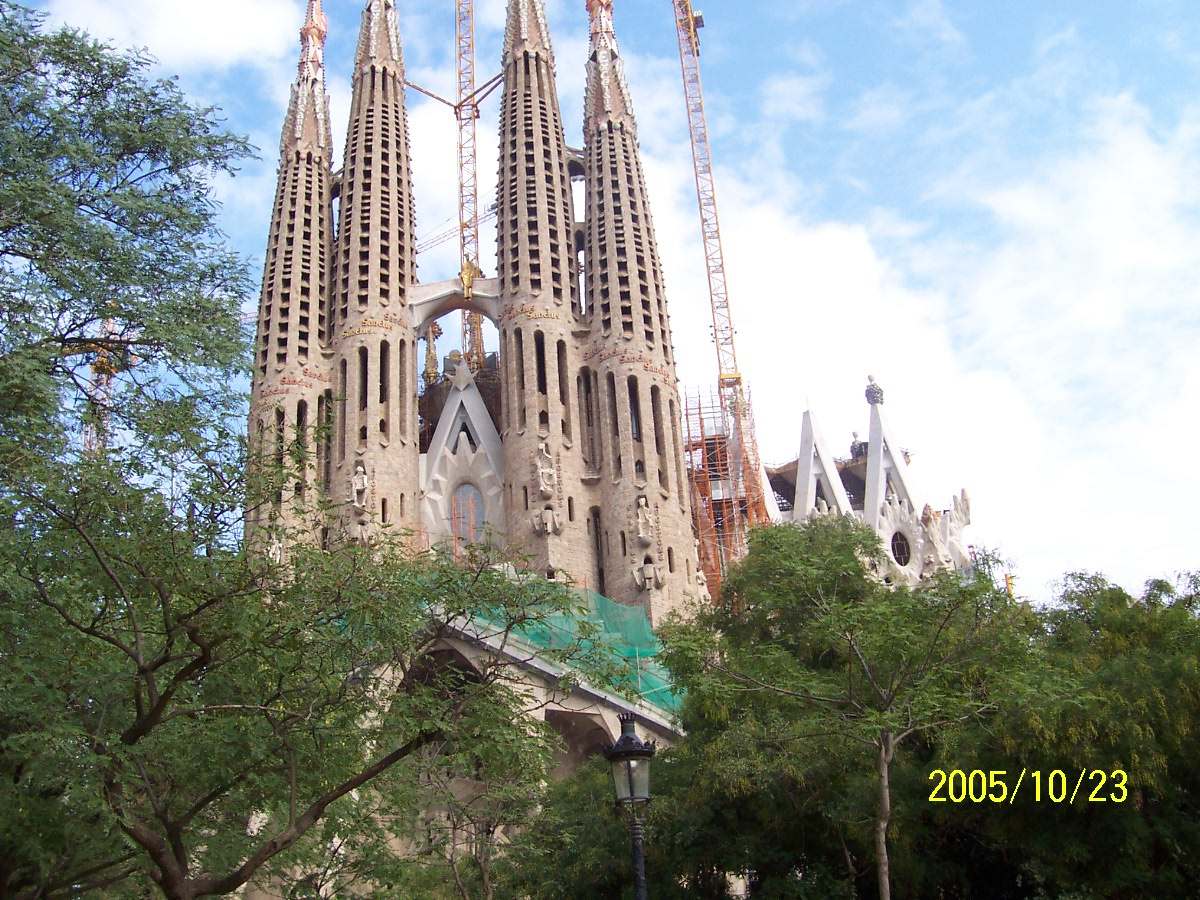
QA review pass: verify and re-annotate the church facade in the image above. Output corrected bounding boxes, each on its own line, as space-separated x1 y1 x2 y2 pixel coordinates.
249 0 706 628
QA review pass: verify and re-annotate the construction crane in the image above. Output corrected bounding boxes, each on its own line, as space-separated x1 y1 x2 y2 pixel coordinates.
673 1 770 587
456 0 484 372
404 3 500 375
60 315 122 453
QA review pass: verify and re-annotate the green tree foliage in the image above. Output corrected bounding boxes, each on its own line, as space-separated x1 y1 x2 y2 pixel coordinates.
501 518 1043 900
0 6 608 899
934 572 1200 899
0 0 251 452
661 517 1039 900
504 520 1200 900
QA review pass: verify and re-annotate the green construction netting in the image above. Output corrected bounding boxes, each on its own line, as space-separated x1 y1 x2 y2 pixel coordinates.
477 588 681 716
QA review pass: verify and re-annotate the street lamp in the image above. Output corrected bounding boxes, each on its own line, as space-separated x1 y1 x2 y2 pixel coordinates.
604 713 656 900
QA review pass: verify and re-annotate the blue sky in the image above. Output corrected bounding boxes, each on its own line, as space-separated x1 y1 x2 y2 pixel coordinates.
38 0 1200 601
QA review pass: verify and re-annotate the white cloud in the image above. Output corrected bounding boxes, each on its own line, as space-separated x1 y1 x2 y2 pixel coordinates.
846 84 912 134
760 71 830 125
894 0 965 47
45 0 303 71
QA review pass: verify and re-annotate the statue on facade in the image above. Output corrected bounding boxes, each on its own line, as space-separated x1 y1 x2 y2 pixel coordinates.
535 442 557 498
350 461 369 509
635 496 655 545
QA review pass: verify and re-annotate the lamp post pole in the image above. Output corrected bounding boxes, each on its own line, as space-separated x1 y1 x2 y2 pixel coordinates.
629 814 648 900
604 713 656 900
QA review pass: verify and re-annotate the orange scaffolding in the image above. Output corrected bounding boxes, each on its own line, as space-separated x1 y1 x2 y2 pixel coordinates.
685 388 767 594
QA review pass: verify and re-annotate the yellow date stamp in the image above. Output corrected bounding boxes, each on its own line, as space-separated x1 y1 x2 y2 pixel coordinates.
928 768 1128 804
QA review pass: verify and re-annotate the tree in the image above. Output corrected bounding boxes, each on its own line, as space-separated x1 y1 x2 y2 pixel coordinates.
0 1 251 447
0 6 610 899
659 517 1040 900
938 572 1200 899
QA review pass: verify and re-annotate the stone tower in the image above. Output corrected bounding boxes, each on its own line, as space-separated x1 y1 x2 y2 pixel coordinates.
496 0 586 581
329 0 421 540
249 0 334 543
251 0 704 625
579 0 697 620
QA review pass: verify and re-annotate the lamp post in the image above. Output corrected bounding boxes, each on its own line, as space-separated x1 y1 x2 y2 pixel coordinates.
604 713 656 900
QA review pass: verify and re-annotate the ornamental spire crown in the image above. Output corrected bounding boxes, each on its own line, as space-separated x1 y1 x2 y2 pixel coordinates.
584 0 635 131
281 0 331 151
299 0 328 74
503 0 555 66
353 0 404 73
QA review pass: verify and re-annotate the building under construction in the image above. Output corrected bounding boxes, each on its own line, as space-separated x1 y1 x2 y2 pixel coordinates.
249 0 973 635
250 0 707 628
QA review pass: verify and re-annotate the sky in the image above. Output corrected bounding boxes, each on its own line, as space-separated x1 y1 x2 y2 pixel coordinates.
36 0 1200 603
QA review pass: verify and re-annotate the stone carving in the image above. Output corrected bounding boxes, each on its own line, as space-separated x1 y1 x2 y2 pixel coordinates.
267 533 284 565
532 506 563 536
865 375 885 406
633 558 665 591
635 496 655 546
350 519 375 547
920 503 952 570
535 441 557 498
350 461 369 509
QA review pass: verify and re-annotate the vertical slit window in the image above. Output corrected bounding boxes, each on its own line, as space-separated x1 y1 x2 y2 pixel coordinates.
379 340 390 403
515 329 527 428
557 340 571 438
338 360 347 462
295 399 309 469
399 340 408 438
358 347 368 411
628 376 642 443
320 390 333 488
534 331 547 396
607 372 620 474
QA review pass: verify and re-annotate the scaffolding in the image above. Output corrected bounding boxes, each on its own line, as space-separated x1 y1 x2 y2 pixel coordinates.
685 388 766 593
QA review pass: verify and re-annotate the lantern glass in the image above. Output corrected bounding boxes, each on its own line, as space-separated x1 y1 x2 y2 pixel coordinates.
610 757 651 804
611 758 633 802
629 757 650 801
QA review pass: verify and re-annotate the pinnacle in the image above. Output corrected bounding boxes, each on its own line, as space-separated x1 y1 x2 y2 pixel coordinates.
584 0 636 132
299 0 328 75
281 0 331 152
503 0 555 66
353 0 404 74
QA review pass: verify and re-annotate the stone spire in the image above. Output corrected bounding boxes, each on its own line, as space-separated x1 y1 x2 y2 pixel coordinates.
250 0 336 544
503 0 555 66
496 0 582 580
353 0 404 72
580 0 697 623
281 0 332 152
328 0 421 538
584 0 636 132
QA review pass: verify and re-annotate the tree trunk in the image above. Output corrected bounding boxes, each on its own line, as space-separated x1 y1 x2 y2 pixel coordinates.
875 732 895 900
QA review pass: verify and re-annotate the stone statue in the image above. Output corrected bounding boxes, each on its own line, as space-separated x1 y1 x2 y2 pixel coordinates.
267 534 284 565
351 461 369 509
535 442 557 498
635 496 655 545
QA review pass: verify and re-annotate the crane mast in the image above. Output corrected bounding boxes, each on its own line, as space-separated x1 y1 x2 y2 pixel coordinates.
673 0 770 585
457 0 486 372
